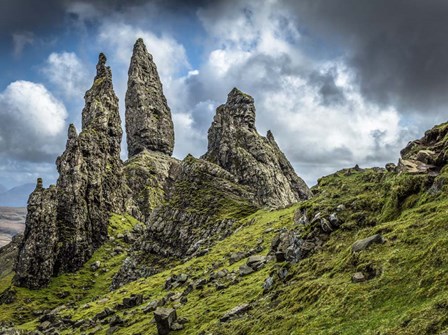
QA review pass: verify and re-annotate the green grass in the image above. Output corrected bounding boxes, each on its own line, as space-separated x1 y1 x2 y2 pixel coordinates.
2 167 448 334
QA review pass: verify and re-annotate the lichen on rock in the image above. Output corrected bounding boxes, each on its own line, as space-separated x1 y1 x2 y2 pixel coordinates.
14 53 127 288
202 87 312 207
125 38 175 157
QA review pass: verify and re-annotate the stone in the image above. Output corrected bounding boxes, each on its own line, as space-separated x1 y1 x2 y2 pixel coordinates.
154 307 177 335
143 300 159 314
239 264 254 276
202 88 311 208
121 294 143 308
125 38 174 157
385 163 397 172
352 272 366 283
220 304 252 322
94 308 114 321
400 123 448 173
177 274 188 283
263 276 274 293
91 261 101 272
15 53 127 289
352 234 385 253
170 322 184 331
271 230 302 263
109 315 124 327
229 251 246 265
246 255 267 270
329 213 340 227
193 278 207 290
336 204 346 212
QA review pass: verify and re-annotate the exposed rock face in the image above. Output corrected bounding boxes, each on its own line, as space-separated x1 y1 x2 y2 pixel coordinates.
55 53 126 274
141 155 257 258
112 155 258 288
399 122 448 175
125 38 174 157
15 54 127 288
15 180 58 289
203 88 311 207
124 149 179 222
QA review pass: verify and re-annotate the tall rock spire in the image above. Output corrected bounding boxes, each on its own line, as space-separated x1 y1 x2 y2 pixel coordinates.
15 54 127 288
203 88 312 207
125 38 175 157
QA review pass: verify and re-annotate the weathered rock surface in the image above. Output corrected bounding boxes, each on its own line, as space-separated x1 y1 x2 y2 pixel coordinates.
126 38 175 157
0 233 22 281
141 155 257 258
14 180 58 288
202 88 311 207
352 234 385 253
220 304 252 322
15 54 127 288
112 155 258 288
399 122 448 175
154 307 177 335
124 150 179 222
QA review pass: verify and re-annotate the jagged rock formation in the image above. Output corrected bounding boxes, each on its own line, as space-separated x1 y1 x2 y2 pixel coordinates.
125 38 175 157
202 88 311 207
14 54 127 288
399 122 448 175
14 181 58 289
124 151 179 222
141 155 257 258
124 38 178 221
112 155 258 288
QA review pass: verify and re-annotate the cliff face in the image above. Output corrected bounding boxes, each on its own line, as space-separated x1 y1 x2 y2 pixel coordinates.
13 40 311 290
125 38 175 157
203 88 312 207
124 39 179 222
14 180 58 289
14 54 127 288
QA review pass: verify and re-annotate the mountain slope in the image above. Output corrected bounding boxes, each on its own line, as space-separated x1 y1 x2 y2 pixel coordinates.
1 158 447 334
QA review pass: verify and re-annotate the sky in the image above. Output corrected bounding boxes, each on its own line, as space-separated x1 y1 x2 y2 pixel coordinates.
0 0 447 190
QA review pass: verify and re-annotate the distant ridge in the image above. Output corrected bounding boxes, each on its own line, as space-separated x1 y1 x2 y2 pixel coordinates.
0 183 34 207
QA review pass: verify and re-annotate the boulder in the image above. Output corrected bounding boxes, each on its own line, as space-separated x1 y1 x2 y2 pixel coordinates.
220 304 252 322
352 272 366 283
352 234 385 253
271 230 302 263
154 307 177 335
246 255 267 270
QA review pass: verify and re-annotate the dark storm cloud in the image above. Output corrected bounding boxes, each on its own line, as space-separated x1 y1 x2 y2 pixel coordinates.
0 0 209 41
308 69 346 106
288 0 448 113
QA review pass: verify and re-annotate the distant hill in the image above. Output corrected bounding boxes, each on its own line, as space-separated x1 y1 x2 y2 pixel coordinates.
0 183 34 207
0 207 26 247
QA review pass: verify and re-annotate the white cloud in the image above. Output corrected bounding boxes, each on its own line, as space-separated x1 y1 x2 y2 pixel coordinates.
0 81 68 162
182 0 408 185
42 51 90 99
94 21 192 159
97 22 190 80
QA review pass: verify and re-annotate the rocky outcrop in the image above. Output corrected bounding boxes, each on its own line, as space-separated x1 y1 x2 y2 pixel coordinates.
14 54 127 288
124 147 179 222
125 38 175 157
202 88 311 207
53 53 126 274
142 155 257 257
14 180 58 289
112 155 258 288
399 122 448 175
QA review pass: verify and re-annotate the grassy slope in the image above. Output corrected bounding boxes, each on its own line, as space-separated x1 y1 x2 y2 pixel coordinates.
1 166 448 334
